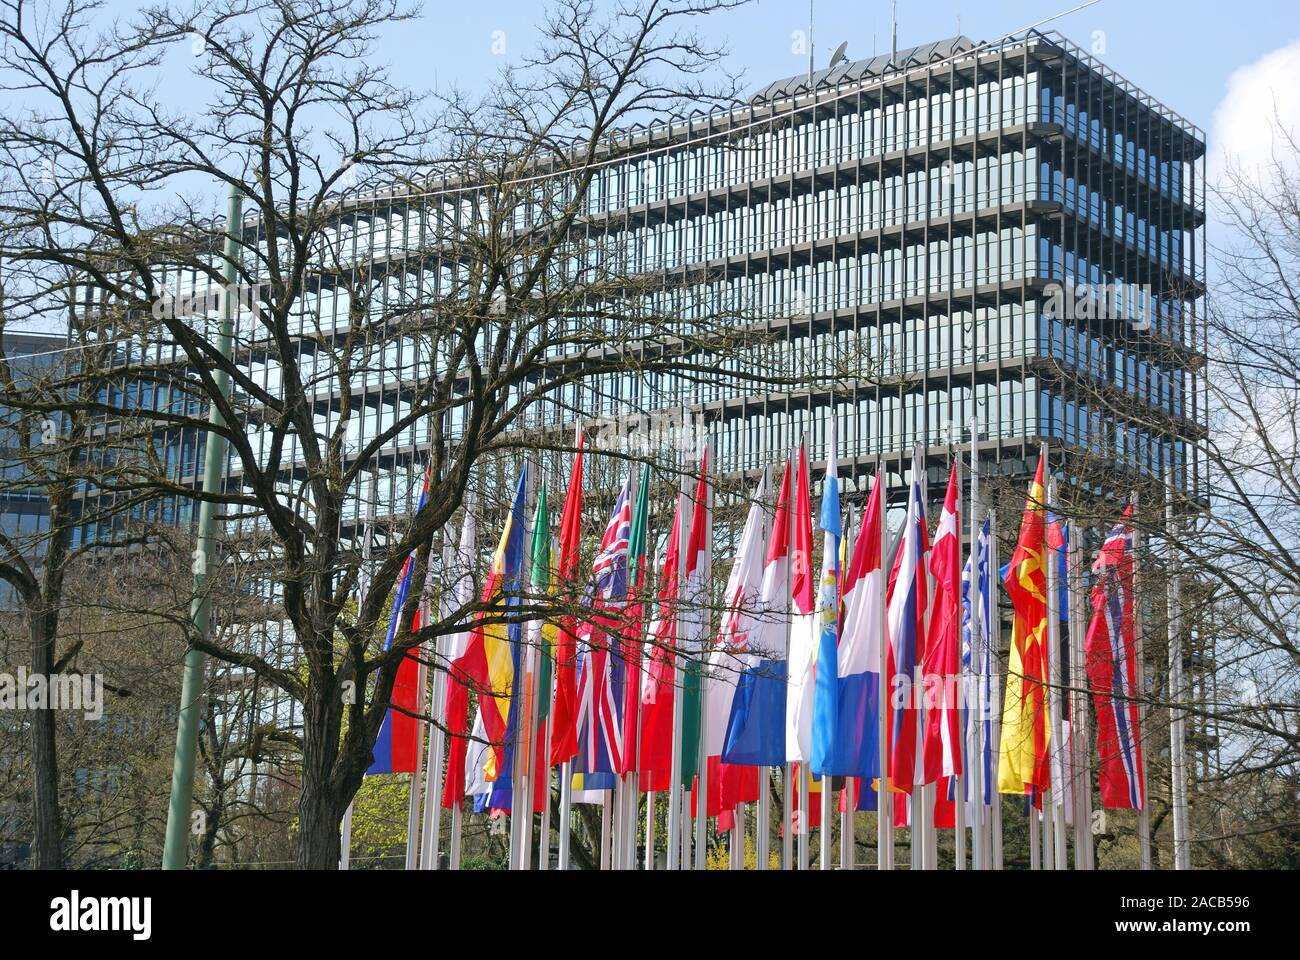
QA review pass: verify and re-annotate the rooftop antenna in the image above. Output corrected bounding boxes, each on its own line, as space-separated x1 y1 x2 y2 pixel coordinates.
891 0 898 65
829 40 849 70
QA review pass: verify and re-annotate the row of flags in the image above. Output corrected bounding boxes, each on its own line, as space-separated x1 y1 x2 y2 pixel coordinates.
361 432 1148 866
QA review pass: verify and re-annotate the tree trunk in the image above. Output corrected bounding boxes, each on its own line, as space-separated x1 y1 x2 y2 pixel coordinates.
295 689 347 869
29 607 63 869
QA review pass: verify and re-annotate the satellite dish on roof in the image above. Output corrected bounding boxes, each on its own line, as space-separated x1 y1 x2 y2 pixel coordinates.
829 41 849 69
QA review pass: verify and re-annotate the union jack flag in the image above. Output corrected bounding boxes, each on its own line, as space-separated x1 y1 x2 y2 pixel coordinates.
574 479 633 779
590 480 632 603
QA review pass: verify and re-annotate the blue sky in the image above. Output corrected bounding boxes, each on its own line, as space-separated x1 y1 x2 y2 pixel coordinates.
48 0 1300 230
105 0 1300 172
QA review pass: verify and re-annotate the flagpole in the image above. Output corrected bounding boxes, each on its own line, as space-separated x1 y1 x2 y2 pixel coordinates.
339 803 353 870
1044 469 1067 871
695 434 714 871
1067 521 1094 870
1130 490 1153 870
419 533 449 870
954 449 967 871
988 507 1004 871
782 446 796 872
645 791 656 869
1166 468 1191 870
754 472 774 872
666 479 688 870
914 444 932 871
840 504 857 871
877 459 893 871
449 797 463 870
406 658 427 870
540 696 554 869
599 793 612 869
1029 801 1040 870
968 419 984 870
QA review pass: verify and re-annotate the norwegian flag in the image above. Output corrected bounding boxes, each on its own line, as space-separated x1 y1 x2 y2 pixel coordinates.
1085 508 1145 810
574 480 633 779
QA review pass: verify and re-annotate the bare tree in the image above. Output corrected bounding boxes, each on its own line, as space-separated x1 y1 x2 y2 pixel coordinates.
0 0 831 867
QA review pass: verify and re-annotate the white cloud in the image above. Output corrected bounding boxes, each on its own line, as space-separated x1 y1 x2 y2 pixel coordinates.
1211 38 1300 186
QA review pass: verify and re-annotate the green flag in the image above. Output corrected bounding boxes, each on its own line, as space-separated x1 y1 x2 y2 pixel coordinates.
530 484 554 721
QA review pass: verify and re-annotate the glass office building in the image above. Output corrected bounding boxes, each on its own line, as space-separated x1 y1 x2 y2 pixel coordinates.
74 29 1207 538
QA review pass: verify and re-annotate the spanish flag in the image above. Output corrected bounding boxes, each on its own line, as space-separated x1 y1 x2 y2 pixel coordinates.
997 452 1051 797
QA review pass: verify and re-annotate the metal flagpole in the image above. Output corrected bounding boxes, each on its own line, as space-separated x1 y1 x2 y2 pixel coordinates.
558 423 582 871
507 464 535 870
405 662 427 870
695 435 714 870
339 804 353 870
1130 491 1153 870
755 477 774 871
1067 521 1094 870
449 794 463 870
600 794 612 869
1166 469 1191 870
954 450 967 871
667 480 688 870
645 792 656 869
914 445 932 871
782 445 796 871
968 418 984 870
1044 469 1067 871
419 532 450 870
540 689 555 869
1029 801 1040 870
988 508 1004 871
877 459 894 871
731 803 745 869
841 505 857 870
558 770 573 870
162 185 242 870
782 766 794 870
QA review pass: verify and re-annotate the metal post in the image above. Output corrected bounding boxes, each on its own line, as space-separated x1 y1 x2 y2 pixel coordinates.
163 185 242 870
1131 492 1153 870
1166 472 1191 870
968 419 984 870
988 509 1004 870
666 483 688 869
877 463 894 870
1068 522 1095 870
645 791 656 870
1044 471 1067 871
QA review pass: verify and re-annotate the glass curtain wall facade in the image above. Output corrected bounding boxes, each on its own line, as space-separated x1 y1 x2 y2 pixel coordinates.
61 29 1207 796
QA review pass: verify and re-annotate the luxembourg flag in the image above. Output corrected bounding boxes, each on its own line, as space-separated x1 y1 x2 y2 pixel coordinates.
785 441 817 764
821 469 884 781
923 463 963 784
886 451 929 789
721 458 792 766
809 421 843 776
368 464 434 775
